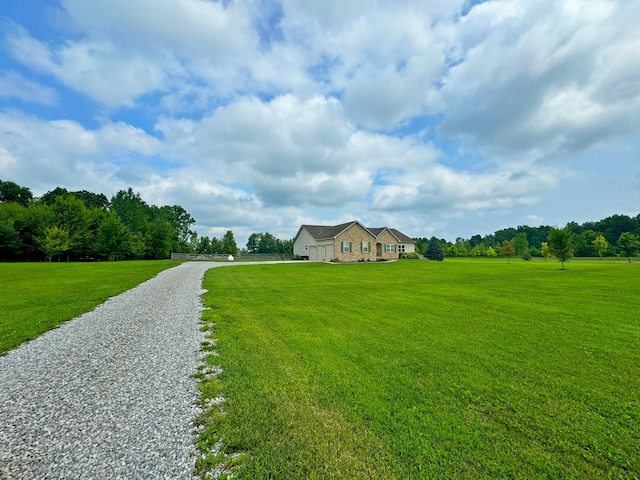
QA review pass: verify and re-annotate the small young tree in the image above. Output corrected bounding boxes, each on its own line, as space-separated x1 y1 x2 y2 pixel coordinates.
618 232 639 263
425 236 444 261
540 242 552 262
499 239 515 263
486 246 497 259
593 234 608 262
547 227 574 269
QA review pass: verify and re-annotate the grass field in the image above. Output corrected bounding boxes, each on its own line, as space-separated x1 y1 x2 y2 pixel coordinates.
0 260 179 354
196 260 640 479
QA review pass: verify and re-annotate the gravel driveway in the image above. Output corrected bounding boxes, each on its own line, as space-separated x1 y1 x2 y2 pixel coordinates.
0 261 223 479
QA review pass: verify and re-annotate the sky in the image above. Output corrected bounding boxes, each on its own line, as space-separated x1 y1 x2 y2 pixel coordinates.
1 0 639 246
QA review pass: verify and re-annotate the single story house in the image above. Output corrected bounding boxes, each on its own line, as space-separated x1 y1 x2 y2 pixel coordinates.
293 220 415 262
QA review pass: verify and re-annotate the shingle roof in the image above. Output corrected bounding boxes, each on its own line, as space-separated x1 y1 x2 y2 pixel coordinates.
389 228 415 243
367 227 385 237
300 221 414 243
301 221 365 240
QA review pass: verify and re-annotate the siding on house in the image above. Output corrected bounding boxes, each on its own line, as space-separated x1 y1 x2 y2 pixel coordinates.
292 227 317 259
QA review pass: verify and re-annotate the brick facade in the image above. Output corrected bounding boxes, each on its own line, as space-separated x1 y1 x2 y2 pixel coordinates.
334 223 377 262
376 229 400 260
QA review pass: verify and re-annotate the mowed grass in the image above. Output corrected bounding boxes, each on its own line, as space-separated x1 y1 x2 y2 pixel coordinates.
198 260 640 479
0 260 179 354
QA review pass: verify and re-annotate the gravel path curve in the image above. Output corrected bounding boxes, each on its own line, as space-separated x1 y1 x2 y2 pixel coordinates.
0 261 224 479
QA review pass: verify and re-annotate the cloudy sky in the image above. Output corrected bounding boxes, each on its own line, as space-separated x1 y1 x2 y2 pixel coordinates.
1 0 639 245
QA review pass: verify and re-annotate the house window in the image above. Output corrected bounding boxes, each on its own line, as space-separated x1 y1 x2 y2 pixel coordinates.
385 244 396 253
361 241 370 253
342 241 351 253
398 244 405 253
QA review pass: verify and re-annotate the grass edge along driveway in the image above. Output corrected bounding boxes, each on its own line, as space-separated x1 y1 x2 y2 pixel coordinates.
195 260 640 479
0 260 180 354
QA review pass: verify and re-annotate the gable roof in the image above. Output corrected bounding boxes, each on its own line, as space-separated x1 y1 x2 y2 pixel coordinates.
300 220 374 240
368 227 415 244
389 228 415 243
296 221 414 243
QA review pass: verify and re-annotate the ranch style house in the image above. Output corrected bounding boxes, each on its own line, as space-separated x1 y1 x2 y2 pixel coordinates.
293 220 415 262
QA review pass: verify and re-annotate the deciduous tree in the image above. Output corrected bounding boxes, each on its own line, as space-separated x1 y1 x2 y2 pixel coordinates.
51 195 91 259
540 242 551 262
499 239 515 263
95 212 131 260
246 233 261 253
37 225 71 262
513 233 529 256
593 234 608 262
617 232 639 263
0 180 33 206
547 227 574 269
0 220 21 260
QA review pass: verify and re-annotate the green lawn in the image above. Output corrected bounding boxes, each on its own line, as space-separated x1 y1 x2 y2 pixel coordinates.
197 260 640 479
0 260 179 354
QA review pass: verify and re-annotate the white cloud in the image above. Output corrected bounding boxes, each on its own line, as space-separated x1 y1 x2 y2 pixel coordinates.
0 112 161 193
5 25 56 73
157 94 441 207
279 1 454 128
439 0 640 158
5 0 259 108
1 0 639 245
60 0 256 59
0 70 58 105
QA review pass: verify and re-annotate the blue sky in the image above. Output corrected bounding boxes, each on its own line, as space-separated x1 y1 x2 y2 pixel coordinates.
1 0 639 246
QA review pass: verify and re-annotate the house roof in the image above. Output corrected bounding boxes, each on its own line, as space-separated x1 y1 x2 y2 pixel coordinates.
300 221 373 240
297 221 415 243
368 227 416 244
389 228 415 243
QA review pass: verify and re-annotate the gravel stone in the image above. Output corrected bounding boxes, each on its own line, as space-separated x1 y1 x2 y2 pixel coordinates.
0 262 224 479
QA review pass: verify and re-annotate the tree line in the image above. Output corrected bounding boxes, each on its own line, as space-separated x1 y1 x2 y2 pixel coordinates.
415 214 640 262
0 180 201 261
189 231 292 255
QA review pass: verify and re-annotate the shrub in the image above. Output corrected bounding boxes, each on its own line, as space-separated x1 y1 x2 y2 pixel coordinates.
522 251 532 261
400 252 420 260
426 237 444 261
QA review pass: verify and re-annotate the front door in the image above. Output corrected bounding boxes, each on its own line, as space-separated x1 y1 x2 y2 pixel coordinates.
376 243 382 257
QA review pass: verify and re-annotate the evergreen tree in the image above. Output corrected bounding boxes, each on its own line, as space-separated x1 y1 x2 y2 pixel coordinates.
222 230 237 254
425 236 444 261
